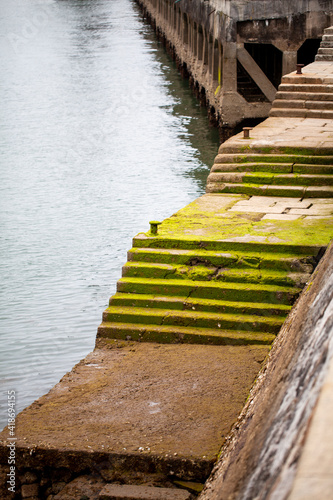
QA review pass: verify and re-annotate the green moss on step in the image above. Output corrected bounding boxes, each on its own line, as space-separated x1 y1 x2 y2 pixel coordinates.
97 322 276 345
110 293 292 317
117 277 301 305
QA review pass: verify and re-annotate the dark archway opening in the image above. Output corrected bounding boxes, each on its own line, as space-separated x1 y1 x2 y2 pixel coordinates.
297 39 321 66
244 43 282 89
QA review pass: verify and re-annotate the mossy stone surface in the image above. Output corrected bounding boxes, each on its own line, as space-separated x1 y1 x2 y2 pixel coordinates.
137 195 332 249
103 193 331 346
109 293 291 317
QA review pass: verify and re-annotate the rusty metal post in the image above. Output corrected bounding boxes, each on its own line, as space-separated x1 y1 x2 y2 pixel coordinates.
243 127 252 139
149 221 161 235
296 64 304 74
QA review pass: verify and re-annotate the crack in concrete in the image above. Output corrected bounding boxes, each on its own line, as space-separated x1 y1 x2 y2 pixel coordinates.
187 287 198 299
163 269 177 280
208 267 221 281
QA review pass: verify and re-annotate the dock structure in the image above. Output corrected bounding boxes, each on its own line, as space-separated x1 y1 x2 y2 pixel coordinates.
138 0 333 134
1 37 333 500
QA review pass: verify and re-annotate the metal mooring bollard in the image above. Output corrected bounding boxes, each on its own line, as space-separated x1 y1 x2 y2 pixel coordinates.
149 221 161 235
296 64 304 75
243 127 252 139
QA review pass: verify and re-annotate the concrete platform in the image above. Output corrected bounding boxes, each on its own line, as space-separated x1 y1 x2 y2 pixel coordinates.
149 193 333 246
99 484 192 499
0 340 268 486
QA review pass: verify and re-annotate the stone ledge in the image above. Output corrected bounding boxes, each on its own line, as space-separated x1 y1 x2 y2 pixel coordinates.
99 484 191 500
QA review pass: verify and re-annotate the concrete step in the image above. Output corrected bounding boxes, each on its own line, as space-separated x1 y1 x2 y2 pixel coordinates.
116 277 301 305
315 54 333 61
132 234 324 256
211 162 333 175
269 108 306 118
206 182 333 198
122 262 310 287
320 41 333 48
213 153 333 166
99 484 192 500
293 164 333 174
211 162 294 173
324 26 333 34
272 99 333 110
109 293 293 317
275 91 333 101
281 75 324 84
220 143 333 156
304 100 333 109
269 108 333 119
102 306 285 333
207 172 333 188
127 247 316 272
317 47 333 55
278 84 333 93
97 321 277 345
273 99 306 109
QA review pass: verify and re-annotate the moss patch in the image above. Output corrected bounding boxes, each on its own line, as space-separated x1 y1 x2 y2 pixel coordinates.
142 208 333 248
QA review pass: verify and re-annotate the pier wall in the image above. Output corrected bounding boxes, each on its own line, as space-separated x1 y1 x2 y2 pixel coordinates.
200 239 333 500
137 0 333 134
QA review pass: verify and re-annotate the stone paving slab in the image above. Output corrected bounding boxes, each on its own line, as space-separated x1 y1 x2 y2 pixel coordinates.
229 196 333 218
0 340 268 481
219 116 333 151
152 194 333 247
300 61 333 80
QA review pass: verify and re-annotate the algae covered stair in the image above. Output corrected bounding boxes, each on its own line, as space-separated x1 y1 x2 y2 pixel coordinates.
98 194 330 346
206 147 333 197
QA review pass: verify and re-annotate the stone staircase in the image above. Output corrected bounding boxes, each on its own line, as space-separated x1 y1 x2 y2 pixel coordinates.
269 26 333 119
269 78 333 119
315 26 333 61
206 147 333 197
98 233 319 346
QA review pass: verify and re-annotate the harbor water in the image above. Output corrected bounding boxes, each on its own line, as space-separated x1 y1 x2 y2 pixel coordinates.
0 0 220 430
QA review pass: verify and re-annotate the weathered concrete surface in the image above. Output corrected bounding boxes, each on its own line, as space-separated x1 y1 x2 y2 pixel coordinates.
145 193 333 243
218 115 333 151
99 483 192 499
288 335 333 499
199 240 333 500
0 340 268 497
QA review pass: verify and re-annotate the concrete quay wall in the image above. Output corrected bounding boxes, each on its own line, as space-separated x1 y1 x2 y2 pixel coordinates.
199 240 333 500
137 0 333 133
